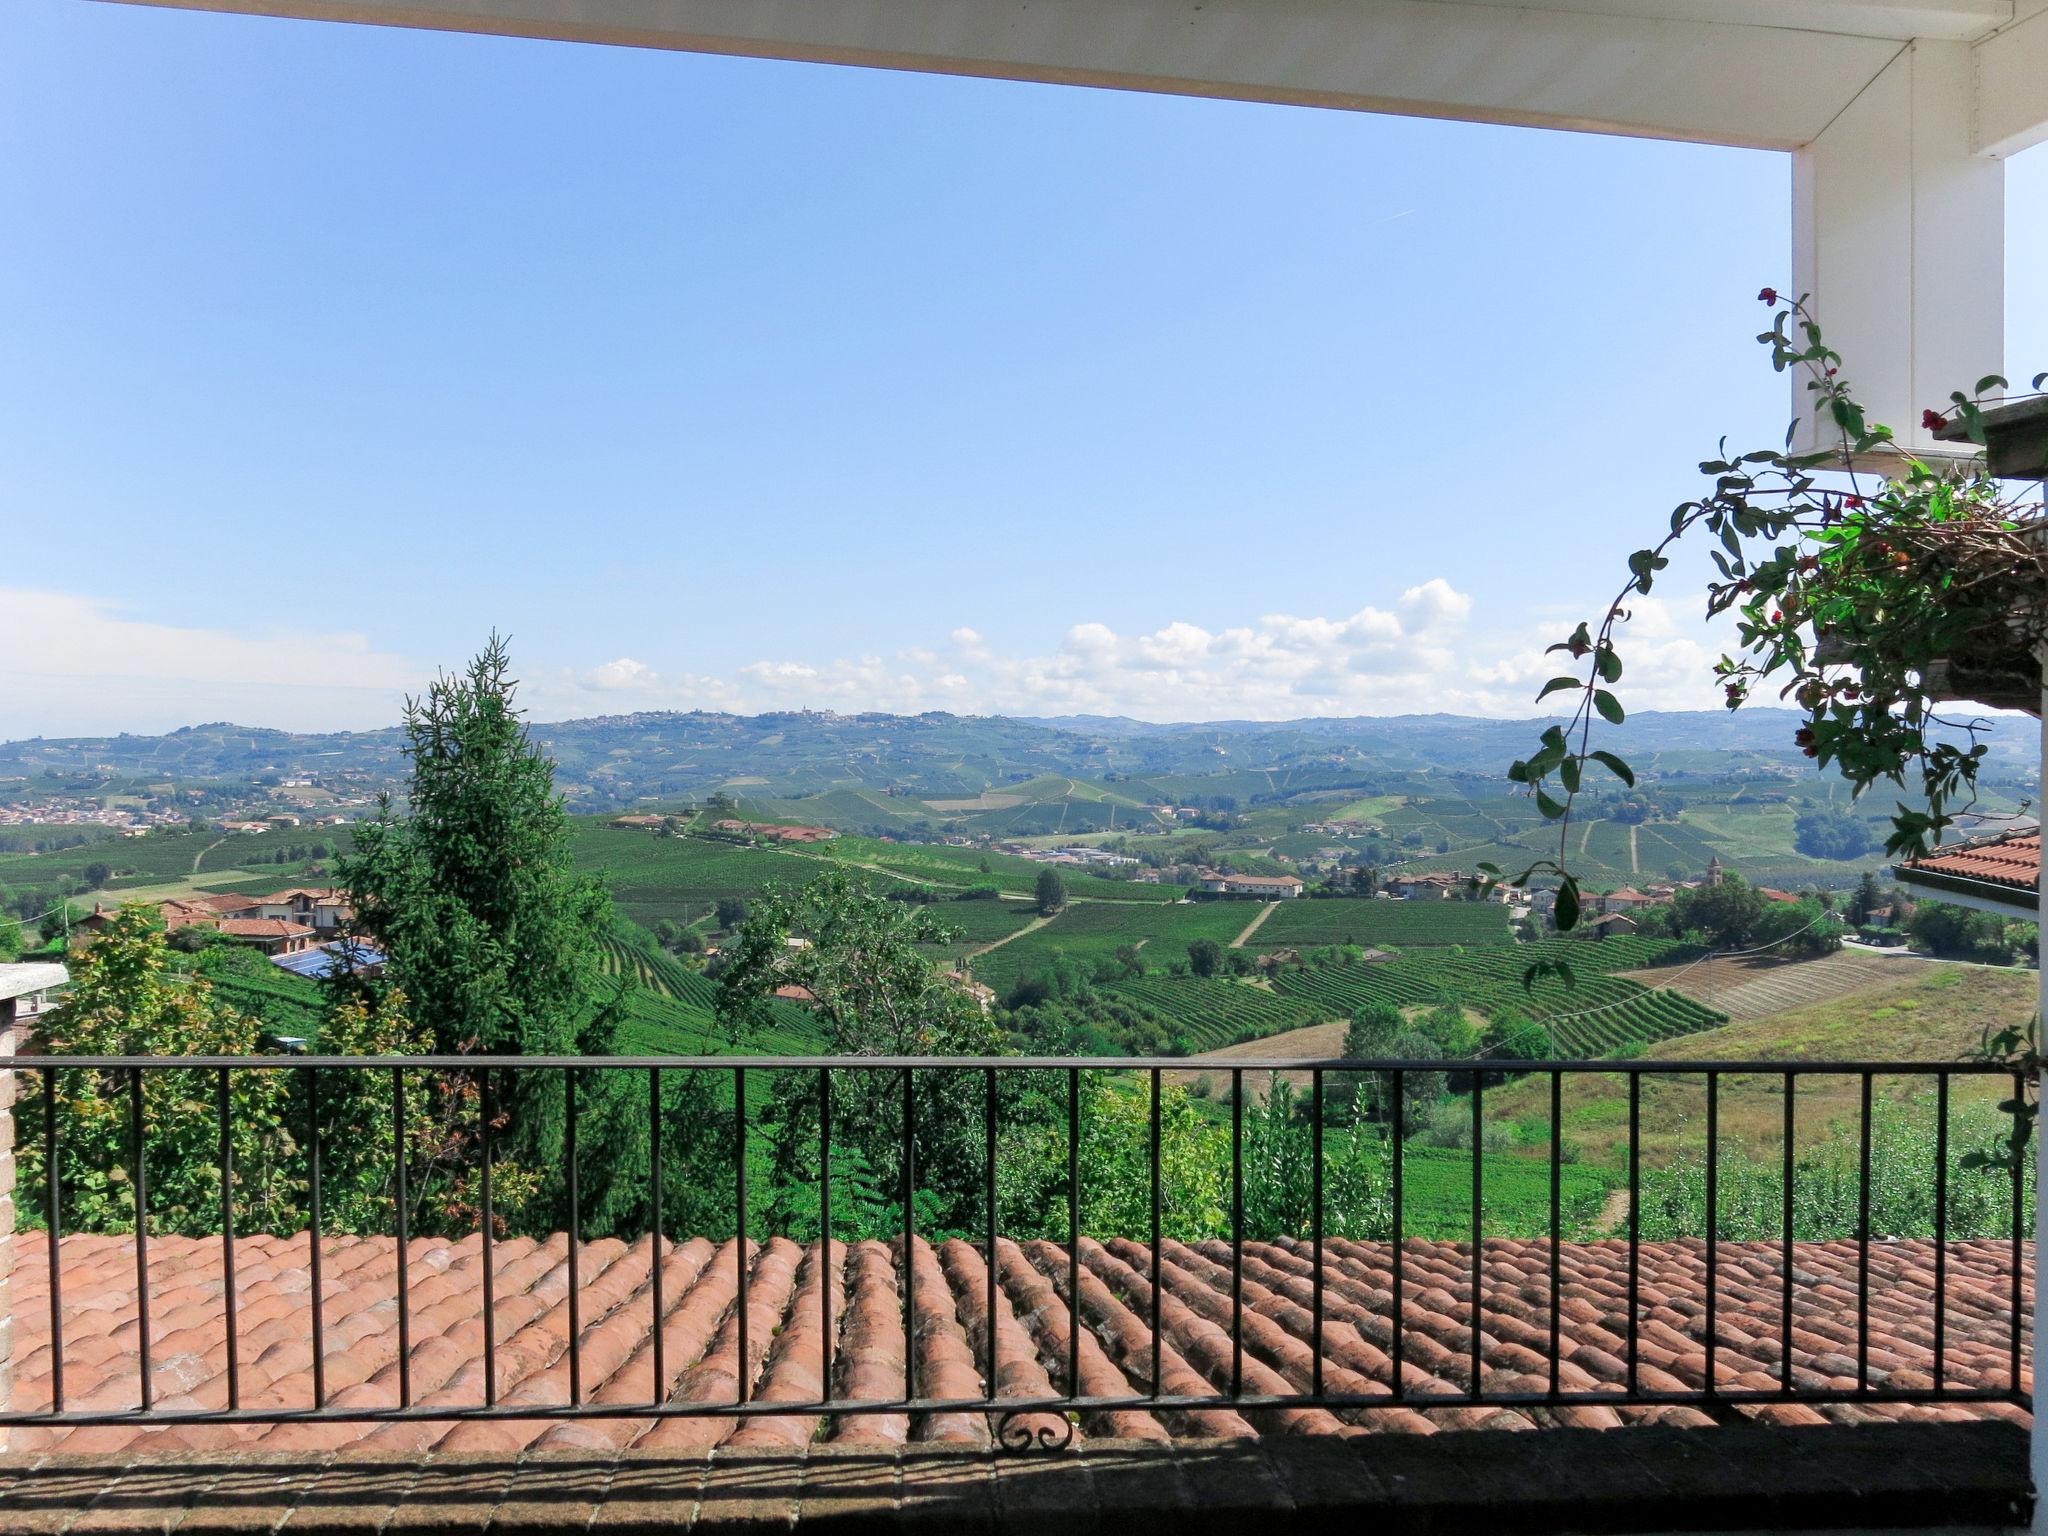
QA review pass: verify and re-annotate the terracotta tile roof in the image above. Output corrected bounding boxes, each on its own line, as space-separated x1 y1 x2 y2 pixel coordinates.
1897 832 2041 902
5 1232 2029 1456
215 919 316 939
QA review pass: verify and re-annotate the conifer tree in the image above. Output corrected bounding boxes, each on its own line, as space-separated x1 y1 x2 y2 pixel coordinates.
339 635 643 1232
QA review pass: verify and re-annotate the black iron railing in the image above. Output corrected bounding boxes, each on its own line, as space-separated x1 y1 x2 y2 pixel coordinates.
4 1053 2033 1444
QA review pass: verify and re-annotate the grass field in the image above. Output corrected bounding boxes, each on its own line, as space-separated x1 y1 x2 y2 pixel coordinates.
1483 962 2036 1170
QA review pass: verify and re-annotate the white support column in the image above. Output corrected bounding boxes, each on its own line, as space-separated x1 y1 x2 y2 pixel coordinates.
2035 679 2046 1536
1791 40 2004 460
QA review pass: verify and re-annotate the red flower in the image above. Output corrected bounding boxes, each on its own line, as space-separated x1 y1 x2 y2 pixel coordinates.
1771 610 1783 623
1846 496 1864 509
1758 287 1778 305
1921 408 1948 432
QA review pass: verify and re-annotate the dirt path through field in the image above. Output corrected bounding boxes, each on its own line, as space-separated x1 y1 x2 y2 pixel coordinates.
1629 825 1639 874
1592 1188 1631 1236
967 912 1056 959
1230 901 1278 948
191 836 227 875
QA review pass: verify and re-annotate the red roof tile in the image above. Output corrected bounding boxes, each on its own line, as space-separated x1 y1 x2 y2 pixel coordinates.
4 1232 2029 1456
1899 833 2041 897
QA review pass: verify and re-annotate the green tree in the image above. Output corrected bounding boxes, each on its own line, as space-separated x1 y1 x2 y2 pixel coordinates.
1033 868 1068 917
1908 900 2023 963
337 635 633 1231
715 896 749 931
718 869 1010 1235
1847 871 1884 926
18 905 294 1235
1186 938 1224 977
1671 874 1768 948
1343 1001 1404 1060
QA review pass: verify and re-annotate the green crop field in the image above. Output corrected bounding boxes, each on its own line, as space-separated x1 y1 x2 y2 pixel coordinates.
1246 899 1513 950
1104 976 1330 1051
570 826 879 929
969 900 1252 994
0 823 354 904
913 898 1040 959
192 966 329 1040
1269 936 1722 1056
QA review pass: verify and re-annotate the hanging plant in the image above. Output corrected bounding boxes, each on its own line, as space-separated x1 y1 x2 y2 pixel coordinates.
1484 292 2044 948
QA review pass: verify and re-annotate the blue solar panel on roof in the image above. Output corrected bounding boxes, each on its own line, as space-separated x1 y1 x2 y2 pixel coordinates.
269 941 386 980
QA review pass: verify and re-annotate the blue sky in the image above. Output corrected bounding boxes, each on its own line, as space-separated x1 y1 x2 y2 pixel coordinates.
3 0 2043 734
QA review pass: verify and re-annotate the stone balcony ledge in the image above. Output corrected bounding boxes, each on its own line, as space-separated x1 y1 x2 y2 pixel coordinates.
0 1420 2027 1535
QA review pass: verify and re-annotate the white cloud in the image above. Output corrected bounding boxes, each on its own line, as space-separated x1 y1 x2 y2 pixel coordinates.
1400 577 1474 628
0 589 421 736
584 657 660 691
4 577 1744 739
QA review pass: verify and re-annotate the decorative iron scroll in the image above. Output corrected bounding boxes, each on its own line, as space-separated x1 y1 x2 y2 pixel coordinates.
996 1408 1077 1453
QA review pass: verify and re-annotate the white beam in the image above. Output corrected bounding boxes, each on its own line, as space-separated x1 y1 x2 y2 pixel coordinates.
1975 4 2048 156
1792 40 2004 459
104 0 1909 150
1451 1 2012 43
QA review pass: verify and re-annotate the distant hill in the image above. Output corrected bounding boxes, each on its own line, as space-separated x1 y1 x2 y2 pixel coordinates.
1 706 2030 822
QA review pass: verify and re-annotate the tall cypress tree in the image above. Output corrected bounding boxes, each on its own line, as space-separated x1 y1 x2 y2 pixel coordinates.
339 635 642 1232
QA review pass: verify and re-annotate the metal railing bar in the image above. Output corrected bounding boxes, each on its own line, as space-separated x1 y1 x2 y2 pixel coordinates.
304 1065 323 1411
899 1065 912 1406
1312 1066 1324 1401
818 1065 831 1402
1706 1069 1719 1396
1391 1068 1405 1404
1934 1071 1949 1390
128 1066 150 1414
1470 1071 1483 1399
984 1065 998 1399
21 1053 2021 1075
1782 1070 1796 1395
736 1065 750 1407
1231 1065 1243 1401
2011 1070 2026 1396
649 1066 663 1409
480 1067 497 1407
1626 1071 1639 1401
217 1067 238 1411
1149 1066 1162 1397
1857 1071 1872 1396
392 1065 410 1409
1067 1065 1080 1400
44 1068 62 1414
1548 1069 1561 1400
566 1066 581 1407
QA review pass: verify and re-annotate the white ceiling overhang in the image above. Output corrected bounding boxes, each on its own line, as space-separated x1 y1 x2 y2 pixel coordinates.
98 0 2048 155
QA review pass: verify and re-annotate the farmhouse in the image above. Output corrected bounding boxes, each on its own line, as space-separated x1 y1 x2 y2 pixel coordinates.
242 887 354 933
1579 912 1641 939
1194 871 1304 899
1601 887 1657 913
710 818 836 844
212 918 318 956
